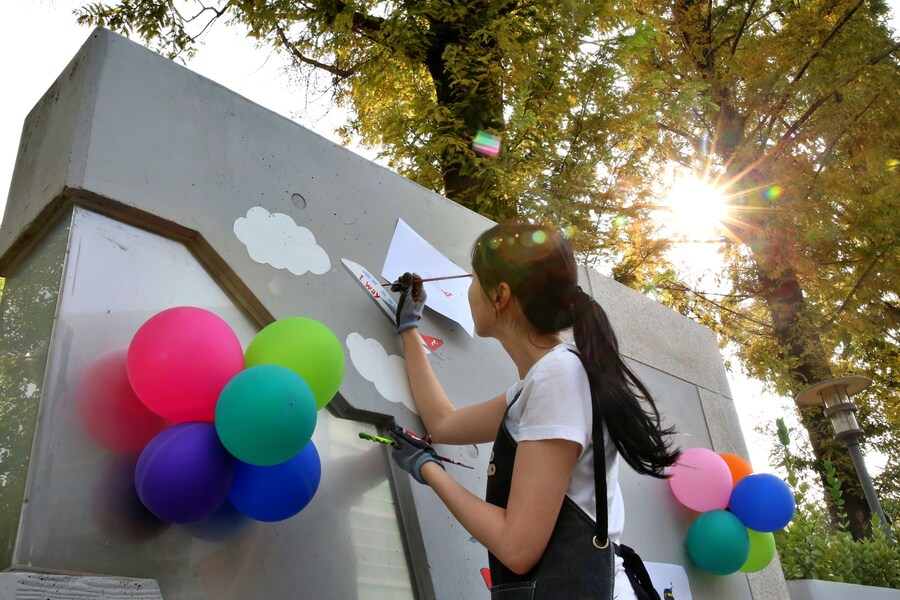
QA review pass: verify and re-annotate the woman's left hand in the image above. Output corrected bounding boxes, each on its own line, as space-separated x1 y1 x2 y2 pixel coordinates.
388 423 444 484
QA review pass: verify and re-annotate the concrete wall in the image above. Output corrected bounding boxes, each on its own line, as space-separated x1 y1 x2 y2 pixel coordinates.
0 28 791 599
787 580 900 600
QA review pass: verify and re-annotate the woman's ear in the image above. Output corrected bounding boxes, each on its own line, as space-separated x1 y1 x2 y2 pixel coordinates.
494 283 512 310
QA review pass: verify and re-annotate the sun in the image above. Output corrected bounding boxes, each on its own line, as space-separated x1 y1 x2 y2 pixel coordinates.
657 175 729 240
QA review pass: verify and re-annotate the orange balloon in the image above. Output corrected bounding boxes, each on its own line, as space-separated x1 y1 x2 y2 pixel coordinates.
720 453 754 487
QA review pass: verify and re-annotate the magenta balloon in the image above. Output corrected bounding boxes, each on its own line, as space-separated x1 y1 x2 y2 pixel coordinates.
127 307 244 422
669 447 733 512
77 348 169 453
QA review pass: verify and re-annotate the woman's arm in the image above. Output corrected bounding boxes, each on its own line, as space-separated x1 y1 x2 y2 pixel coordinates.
421 437 581 575
401 328 507 445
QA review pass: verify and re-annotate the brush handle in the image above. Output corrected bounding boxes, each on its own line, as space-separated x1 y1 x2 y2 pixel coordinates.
419 274 473 283
381 274 473 286
358 432 397 447
358 432 473 469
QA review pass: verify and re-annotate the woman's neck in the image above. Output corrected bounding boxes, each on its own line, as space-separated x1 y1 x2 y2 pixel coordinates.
500 331 564 379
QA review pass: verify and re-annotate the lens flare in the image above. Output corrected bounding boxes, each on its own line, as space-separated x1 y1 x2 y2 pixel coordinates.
763 186 782 201
657 175 728 239
472 131 501 156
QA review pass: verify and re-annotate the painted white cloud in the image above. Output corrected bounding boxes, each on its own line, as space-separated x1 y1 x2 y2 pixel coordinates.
346 333 417 415
234 206 330 275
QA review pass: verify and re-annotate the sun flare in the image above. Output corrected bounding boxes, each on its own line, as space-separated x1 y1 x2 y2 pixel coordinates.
657 175 729 240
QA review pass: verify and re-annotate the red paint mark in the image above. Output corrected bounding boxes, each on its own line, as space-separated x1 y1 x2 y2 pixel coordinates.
480 567 491 590
419 334 443 351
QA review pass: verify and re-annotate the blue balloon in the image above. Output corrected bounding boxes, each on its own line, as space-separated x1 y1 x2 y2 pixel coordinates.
135 423 236 523
228 441 322 522
729 473 795 532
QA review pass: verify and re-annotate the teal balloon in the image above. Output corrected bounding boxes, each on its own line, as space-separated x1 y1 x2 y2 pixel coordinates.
740 529 776 573
215 365 317 466
686 510 750 575
244 318 345 410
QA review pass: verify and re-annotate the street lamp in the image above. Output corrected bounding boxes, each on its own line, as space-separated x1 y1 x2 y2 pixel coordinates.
795 376 893 538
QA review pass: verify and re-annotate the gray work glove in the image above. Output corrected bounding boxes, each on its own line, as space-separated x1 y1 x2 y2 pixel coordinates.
388 423 444 484
392 272 427 333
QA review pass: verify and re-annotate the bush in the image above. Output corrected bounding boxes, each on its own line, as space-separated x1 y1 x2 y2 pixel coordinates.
773 419 899 589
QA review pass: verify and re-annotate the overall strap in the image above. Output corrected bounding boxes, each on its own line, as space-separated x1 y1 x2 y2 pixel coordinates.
568 350 609 547
591 389 609 547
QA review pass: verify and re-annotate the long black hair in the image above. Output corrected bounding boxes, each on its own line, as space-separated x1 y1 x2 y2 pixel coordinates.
471 221 680 477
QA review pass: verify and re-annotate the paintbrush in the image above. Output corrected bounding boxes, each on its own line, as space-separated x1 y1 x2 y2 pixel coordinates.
380 273 473 286
358 432 474 469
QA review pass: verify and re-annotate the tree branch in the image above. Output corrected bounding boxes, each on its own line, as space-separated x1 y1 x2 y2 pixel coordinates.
767 40 900 161
811 95 878 178
731 0 758 55
792 0 865 84
274 22 356 78
320 0 386 35
711 0 738 33
186 1 231 24
757 0 868 147
658 282 772 330
657 122 702 146
827 248 891 322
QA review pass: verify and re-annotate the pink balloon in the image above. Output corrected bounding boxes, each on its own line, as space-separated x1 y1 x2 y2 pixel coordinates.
77 348 169 453
127 307 244 422
669 447 733 512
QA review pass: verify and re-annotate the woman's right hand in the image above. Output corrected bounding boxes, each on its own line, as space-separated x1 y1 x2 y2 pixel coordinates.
393 272 427 332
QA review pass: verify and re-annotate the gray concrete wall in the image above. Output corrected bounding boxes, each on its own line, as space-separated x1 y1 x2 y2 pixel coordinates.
0 28 790 599
787 580 900 600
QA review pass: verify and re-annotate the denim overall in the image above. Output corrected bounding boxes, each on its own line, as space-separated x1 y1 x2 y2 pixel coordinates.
484 392 615 600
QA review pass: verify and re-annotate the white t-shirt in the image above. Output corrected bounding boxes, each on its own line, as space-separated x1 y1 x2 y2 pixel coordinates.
504 342 636 600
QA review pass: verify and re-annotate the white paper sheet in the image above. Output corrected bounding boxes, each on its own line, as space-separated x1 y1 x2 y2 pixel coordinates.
644 562 692 600
382 218 475 336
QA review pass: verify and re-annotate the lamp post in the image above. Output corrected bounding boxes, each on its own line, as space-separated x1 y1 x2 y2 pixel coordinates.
795 376 892 538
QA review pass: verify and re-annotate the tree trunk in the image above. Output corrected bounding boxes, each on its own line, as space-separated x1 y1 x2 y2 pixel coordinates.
422 10 513 221
728 178 874 539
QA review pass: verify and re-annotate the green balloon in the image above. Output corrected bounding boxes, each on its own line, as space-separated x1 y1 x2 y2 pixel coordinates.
686 510 750 576
215 364 317 466
740 528 776 573
245 317 345 410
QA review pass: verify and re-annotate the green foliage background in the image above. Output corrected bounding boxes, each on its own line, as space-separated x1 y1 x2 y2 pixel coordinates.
774 418 899 587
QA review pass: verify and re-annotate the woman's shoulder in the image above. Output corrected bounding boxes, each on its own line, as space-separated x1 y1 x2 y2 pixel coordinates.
537 343 583 371
527 343 588 386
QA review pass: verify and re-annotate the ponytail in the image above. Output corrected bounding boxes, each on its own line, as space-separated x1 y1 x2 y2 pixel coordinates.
571 289 679 478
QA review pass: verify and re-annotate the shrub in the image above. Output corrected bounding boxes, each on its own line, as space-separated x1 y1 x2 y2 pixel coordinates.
772 419 899 589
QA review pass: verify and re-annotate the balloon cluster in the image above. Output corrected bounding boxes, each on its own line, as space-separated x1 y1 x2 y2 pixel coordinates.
669 448 795 576
106 307 343 525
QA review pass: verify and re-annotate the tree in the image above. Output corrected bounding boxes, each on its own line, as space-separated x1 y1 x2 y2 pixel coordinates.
75 0 899 539
1 245 67 560
76 0 672 276
630 0 900 538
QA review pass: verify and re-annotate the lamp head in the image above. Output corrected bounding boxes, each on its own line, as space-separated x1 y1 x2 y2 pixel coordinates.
794 376 871 440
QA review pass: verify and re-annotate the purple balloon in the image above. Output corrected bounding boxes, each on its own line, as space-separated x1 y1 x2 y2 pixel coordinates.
135 423 236 523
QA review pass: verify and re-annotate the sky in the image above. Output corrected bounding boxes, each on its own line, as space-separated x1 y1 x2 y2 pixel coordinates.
1 0 896 474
